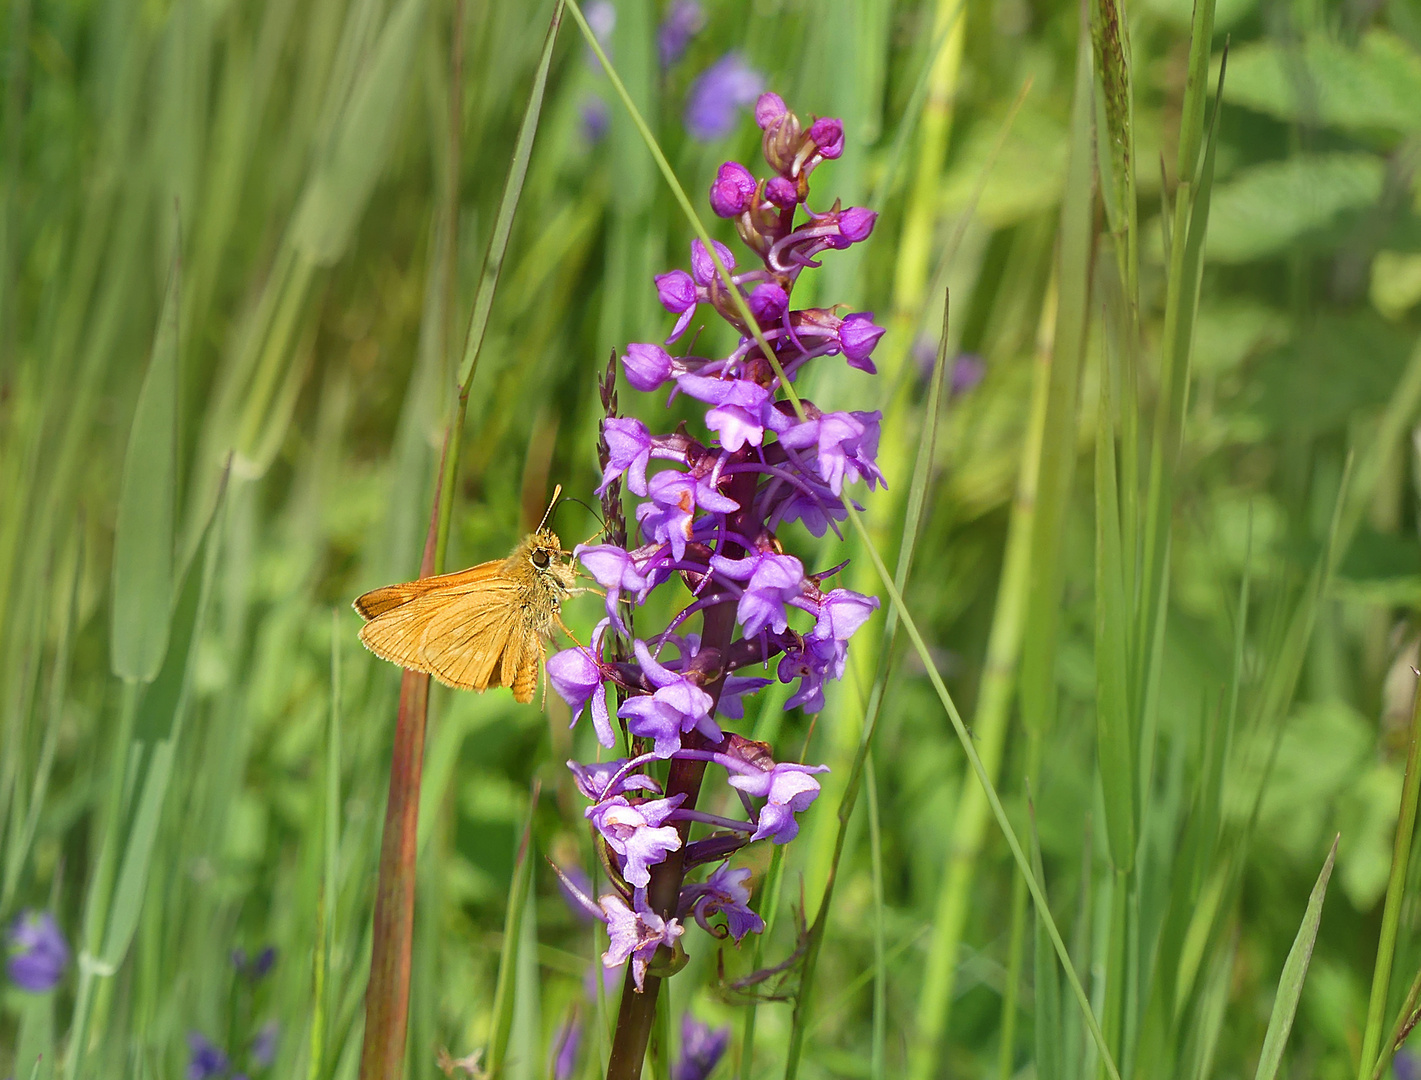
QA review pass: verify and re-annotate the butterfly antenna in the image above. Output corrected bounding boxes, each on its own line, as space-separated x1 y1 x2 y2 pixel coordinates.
536 484 563 533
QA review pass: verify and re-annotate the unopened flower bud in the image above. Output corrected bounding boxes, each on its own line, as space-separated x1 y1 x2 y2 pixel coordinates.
807 117 844 159
754 92 788 130
622 343 675 393
835 207 877 246
764 176 798 209
655 269 697 313
839 312 884 372
709 161 757 218
748 282 788 327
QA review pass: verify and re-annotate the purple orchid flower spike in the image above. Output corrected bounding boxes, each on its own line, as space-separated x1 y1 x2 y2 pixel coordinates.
5 910 70 992
546 95 883 1076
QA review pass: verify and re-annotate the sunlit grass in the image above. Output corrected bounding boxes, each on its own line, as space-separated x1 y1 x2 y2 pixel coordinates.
6 1 1421 1079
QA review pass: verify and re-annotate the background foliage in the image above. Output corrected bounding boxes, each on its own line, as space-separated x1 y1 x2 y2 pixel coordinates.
6 0 1421 1077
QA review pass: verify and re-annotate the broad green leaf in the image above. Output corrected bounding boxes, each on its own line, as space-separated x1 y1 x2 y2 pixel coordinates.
1253 839 1337 1080
110 257 180 682
1223 31 1421 135
1206 153 1385 263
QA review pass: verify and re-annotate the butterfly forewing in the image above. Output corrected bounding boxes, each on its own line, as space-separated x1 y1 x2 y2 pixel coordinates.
353 530 572 704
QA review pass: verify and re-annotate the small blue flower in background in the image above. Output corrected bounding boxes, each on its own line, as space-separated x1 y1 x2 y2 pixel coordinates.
673 1016 730 1080
187 1033 230 1080
1397 1049 1420 1080
231 945 276 981
5 910 70 992
250 1021 279 1068
658 0 704 68
550 1010 582 1080
684 52 764 141
581 95 611 144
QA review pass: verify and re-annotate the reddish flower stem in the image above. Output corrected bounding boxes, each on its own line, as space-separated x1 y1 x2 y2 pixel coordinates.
358 431 446 1080
604 469 758 1080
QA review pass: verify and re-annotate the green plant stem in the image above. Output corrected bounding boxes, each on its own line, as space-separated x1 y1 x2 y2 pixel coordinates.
65 678 142 1080
1358 674 1421 1079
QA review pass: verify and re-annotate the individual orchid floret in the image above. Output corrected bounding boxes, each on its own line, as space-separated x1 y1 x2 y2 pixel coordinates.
618 640 720 756
677 375 772 452
728 760 830 844
778 409 885 495
622 344 675 393
568 759 662 802
806 117 845 160
835 206 877 246
748 282 789 327
680 863 764 941
599 417 654 496
709 161 757 218
689 238 736 286
637 470 737 561
601 892 685 991
754 92 788 130
764 176 798 209
547 620 614 747
684 52 765 141
588 794 687 888
838 312 885 372
709 550 805 636
577 544 651 631
654 269 699 343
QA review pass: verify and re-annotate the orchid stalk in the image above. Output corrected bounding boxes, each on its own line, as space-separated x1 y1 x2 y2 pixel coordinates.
547 92 884 1079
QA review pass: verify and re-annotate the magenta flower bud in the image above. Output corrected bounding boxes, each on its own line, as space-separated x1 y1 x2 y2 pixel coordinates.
838 312 885 372
754 92 788 130
807 117 844 159
834 206 877 247
709 161 757 218
622 343 674 393
689 238 736 285
748 282 788 327
654 269 697 314
764 176 798 209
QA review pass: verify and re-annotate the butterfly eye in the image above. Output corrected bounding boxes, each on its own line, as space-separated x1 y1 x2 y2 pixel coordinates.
531 549 551 569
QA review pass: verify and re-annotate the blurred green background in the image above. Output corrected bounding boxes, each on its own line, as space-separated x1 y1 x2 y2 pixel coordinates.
7 0 1421 1077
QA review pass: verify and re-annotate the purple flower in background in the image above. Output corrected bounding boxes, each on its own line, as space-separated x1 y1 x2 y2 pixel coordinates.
251 1022 279 1068
584 0 617 67
674 1017 731 1080
680 863 764 941
601 893 685 991
187 1033 230 1080
1396 1050 1420 1080
684 52 765 140
659 0 705 69
5 910 69 992
582 95 611 143
551 1011 583 1080
953 352 986 395
232 945 276 981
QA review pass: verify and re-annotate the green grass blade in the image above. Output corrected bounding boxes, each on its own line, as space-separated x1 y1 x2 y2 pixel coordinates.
1253 838 1338 1080
102 471 225 965
485 783 541 1078
1358 676 1421 1080
1032 798 1063 1080
110 251 179 683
